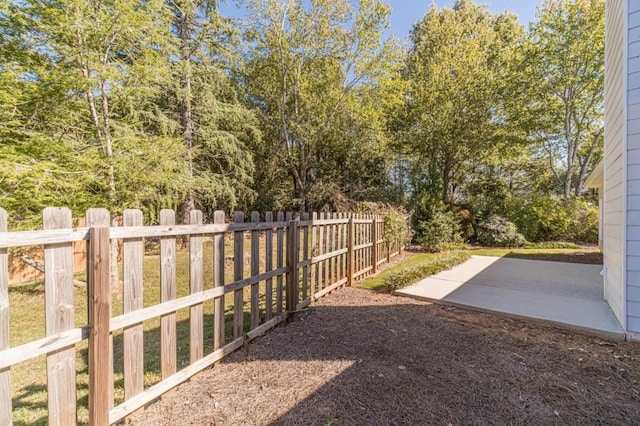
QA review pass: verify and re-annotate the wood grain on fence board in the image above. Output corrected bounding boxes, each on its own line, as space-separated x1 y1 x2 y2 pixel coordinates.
250 212 260 330
160 209 177 379
213 211 225 350
286 219 298 319
276 212 284 315
317 212 324 291
264 212 273 321
310 212 317 298
0 208 10 426
347 216 355 286
86 208 114 410
44 207 76 426
88 226 111 426
302 212 309 300
189 210 204 363
123 209 144 399
110 267 288 332
233 211 244 338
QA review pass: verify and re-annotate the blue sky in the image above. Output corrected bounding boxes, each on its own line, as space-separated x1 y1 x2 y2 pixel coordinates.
219 1 542 40
388 1 541 40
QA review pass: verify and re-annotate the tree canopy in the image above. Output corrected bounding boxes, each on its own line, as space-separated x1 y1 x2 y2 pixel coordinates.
0 0 605 243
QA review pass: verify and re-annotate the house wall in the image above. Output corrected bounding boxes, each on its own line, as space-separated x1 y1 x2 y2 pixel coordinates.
627 2 640 332
604 0 626 327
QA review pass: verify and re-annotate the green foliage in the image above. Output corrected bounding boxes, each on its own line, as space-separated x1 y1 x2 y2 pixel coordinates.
507 195 598 243
383 251 471 292
402 0 525 205
475 215 527 247
524 241 582 249
415 209 463 252
523 0 604 198
383 210 413 248
243 0 401 211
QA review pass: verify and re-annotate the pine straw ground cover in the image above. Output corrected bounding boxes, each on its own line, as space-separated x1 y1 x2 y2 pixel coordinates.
128 287 640 425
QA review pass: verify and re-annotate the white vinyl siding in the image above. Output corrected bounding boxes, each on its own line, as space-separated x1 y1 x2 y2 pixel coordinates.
604 0 626 326
628 3 640 331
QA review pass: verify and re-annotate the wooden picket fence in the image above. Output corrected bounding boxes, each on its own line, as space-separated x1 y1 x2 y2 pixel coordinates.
0 207 406 425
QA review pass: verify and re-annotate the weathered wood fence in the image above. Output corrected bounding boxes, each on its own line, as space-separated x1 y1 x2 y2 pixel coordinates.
0 207 405 425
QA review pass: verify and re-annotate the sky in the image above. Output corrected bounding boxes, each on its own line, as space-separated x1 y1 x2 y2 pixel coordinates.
218 1 543 41
388 1 541 40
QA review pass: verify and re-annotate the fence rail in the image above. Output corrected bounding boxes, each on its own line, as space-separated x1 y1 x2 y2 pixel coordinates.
0 207 407 425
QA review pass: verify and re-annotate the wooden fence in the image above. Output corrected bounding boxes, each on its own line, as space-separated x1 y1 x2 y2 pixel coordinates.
0 207 405 425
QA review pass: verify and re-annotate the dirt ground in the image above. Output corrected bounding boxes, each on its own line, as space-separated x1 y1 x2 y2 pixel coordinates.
128 286 640 426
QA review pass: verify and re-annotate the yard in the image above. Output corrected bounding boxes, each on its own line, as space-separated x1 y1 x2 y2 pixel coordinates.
127 285 640 425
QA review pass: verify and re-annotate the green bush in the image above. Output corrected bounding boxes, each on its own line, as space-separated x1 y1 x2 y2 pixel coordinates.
415 209 463 252
383 251 471 292
383 210 413 248
507 195 598 243
524 241 582 249
475 215 527 247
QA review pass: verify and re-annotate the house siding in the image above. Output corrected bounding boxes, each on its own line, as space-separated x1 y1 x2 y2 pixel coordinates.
628 2 640 332
604 0 626 326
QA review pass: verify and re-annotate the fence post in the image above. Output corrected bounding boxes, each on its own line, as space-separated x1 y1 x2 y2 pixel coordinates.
88 226 111 426
213 211 225 350
347 216 355 286
233 211 244 338
371 217 378 274
286 219 299 320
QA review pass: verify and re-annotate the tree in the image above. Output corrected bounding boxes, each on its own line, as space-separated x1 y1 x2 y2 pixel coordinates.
242 0 397 211
524 0 604 198
165 1 260 220
401 0 525 208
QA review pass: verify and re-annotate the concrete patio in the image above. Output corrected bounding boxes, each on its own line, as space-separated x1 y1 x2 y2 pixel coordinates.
396 256 624 337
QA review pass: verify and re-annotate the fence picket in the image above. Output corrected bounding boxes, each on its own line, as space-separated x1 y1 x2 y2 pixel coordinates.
302 212 309 300
87 226 111 426
264 212 273 320
318 212 324 291
44 207 76 426
213 211 225 349
286 219 299 319
190 210 204 363
0 209 10 426
250 212 260 330
233 211 244 338
310 212 317 297
276 212 284 315
348 215 355 286
123 209 144 400
160 209 177 379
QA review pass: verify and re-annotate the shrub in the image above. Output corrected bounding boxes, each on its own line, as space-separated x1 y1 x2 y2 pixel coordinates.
507 195 598 243
383 210 413 249
383 251 471 292
475 215 527 247
415 209 462 252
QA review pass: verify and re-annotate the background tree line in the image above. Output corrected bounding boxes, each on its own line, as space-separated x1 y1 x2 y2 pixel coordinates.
0 0 603 244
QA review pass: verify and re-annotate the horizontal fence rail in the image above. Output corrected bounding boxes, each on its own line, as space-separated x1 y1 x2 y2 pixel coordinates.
0 207 408 425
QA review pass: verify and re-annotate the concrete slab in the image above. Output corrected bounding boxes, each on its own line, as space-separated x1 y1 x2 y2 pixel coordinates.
396 256 624 337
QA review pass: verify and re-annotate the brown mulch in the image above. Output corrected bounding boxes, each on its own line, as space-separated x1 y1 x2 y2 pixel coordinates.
128 286 640 426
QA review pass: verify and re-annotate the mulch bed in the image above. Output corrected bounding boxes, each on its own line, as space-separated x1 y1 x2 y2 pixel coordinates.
128 286 640 425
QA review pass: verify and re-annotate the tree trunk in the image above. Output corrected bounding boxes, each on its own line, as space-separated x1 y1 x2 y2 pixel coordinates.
177 5 195 224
